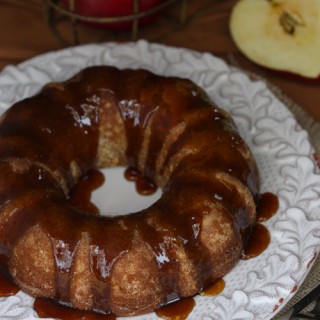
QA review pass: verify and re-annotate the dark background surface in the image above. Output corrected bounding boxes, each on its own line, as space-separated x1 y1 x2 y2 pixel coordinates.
0 0 319 122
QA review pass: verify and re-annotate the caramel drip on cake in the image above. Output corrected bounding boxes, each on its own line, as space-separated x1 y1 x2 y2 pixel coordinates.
34 297 116 319
257 192 279 222
200 278 225 296
0 66 260 316
241 192 278 260
69 169 105 214
124 167 157 195
242 223 270 260
0 255 19 297
156 296 196 320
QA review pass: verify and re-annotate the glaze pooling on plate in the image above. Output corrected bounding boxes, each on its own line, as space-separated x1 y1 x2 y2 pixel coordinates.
0 40 319 320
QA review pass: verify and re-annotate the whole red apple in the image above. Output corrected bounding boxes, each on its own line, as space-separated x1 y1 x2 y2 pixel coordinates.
61 0 168 29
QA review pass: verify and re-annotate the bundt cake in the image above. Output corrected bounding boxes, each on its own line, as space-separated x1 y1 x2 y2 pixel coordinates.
0 66 259 316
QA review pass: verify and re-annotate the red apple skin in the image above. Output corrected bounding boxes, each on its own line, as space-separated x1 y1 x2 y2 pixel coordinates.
61 0 168 29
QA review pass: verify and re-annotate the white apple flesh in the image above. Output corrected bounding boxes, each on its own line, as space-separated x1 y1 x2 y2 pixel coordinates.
229 0 320 78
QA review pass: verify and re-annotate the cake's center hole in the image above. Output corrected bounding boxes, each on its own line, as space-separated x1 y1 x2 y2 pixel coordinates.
69 167 162 216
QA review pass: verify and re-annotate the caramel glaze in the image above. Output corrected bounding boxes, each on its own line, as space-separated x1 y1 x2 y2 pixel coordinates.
257 192 279 222
242 223 270 260
124 166 158 195
0 269 18 297
242 192 278 260
0 66 260 316
0 255 19 297
155 297 196 320
200 278 225 296
69 169 105 215
34 298 116 320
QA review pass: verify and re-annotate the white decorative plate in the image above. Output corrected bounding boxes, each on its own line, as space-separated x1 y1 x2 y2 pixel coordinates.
0 40 319 320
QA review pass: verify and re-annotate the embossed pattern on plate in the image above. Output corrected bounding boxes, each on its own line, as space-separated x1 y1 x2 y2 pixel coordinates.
0 40 319 320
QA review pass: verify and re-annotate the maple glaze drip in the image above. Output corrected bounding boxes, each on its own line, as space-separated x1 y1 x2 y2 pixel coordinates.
242 223 270 260
257 192 279 222
34 298 116 320
200 278 225 296
0 256 19 297
155 297 196 320
69 169 105 215
124 166 158 195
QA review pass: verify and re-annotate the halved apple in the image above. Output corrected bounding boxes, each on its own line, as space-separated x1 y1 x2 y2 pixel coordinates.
229 0 320 78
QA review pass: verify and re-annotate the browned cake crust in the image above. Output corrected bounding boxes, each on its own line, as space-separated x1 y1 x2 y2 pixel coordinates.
0 66 259 316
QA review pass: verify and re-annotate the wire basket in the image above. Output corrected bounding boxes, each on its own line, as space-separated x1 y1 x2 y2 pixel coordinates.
42 0 188 45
